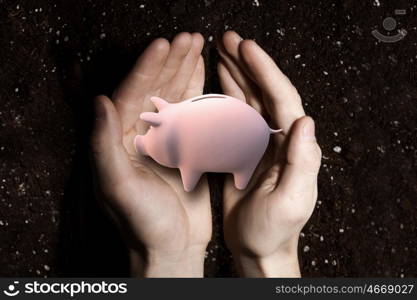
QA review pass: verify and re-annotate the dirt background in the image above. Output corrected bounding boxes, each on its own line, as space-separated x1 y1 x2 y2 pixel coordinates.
1 0 417 277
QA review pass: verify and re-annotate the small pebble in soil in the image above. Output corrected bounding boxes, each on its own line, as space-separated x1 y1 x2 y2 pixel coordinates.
303 245 310 252
294 54 301 59
208 35 213 42
333 146 342 153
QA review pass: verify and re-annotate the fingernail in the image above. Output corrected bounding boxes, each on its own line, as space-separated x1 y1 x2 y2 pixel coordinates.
302 118 316 141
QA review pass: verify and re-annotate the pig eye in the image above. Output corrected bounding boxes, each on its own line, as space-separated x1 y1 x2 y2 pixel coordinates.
191 95 227 102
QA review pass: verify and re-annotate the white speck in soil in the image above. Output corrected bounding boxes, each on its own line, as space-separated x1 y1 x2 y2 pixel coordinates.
253 0 260 7
139 4 145 9
44 265 50 271
333 146 342 153
14 88 19 93
99 33 106 39
294 54 301 59
339 228 344 233
276 28 285 36
208 35 213 42
63 36 69 42
303 245 310 252
311 260 316 266
377 146 385 153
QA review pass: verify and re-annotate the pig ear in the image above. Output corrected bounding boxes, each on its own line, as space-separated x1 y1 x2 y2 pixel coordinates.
150 96 170 111
140 112 161 127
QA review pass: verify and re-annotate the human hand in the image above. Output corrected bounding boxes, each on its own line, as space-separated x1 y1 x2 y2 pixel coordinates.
217 31 322 277
90 33 211 277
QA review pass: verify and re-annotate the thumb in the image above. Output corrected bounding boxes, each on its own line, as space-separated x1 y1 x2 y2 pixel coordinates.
90 95 135 190
275 116 322 199
91 95 123 149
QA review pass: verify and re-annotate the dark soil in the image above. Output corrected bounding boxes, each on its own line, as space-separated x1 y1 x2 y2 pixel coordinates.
1 0 417 277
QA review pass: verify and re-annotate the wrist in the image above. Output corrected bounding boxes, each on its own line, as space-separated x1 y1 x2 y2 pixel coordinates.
232 246 300 278
130 245 207 278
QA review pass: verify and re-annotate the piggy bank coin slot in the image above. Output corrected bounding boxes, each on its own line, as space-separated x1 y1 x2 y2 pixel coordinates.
191 95 227 102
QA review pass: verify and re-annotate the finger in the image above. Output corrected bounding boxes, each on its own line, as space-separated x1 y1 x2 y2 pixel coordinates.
218 32 264 113
182 55 205 99
163 33 204 101
113 38 170 131
217 34 256 99
238 39 305 132
222 30 243 59
153 32 193 91
91 96 137 191
217 60 245 101
274 117 322 205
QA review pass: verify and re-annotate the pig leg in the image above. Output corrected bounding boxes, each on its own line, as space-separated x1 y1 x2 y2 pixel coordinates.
179 168 202 192
133 135 148 156
233 165 257 190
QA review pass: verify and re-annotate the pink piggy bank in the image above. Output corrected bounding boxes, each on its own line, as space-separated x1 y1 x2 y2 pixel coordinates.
134 94 281 192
